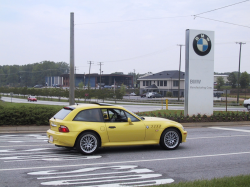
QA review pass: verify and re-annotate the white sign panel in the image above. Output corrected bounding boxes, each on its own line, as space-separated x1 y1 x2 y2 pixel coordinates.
184 29 214 116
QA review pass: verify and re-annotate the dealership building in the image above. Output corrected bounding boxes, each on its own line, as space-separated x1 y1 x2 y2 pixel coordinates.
60 73 134 88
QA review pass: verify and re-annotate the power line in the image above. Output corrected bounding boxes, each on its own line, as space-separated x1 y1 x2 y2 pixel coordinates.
75 1 249 26
194 16 250 28
194 0 249 16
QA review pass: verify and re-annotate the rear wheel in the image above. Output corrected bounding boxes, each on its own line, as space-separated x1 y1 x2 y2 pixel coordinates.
76 132 99 154
160 128 181 150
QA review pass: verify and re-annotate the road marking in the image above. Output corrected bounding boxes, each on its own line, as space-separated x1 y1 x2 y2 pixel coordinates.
209 127 250 133
1 151 250 171
187 134 250 140
0 144 51 147
28 165 174 186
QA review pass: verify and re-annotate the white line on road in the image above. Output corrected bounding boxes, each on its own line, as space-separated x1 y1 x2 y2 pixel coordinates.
209 127 250 133
1 151 250 171
187 134 250 140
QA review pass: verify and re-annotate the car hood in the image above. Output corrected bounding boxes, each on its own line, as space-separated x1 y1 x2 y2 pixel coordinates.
142 116 177 123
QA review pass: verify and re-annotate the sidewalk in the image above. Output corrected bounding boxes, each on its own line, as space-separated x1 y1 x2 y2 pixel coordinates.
0 121 249 133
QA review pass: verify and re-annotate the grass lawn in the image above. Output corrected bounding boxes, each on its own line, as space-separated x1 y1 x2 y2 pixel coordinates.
153 174 250 187
0 100 63 111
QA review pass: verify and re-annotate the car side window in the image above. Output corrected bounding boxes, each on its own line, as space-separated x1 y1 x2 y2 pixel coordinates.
73 109 103 122
101 109 128 122
125 111 140 122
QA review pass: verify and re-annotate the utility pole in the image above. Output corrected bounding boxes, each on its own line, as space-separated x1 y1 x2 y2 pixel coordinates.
69 12 75 105
177 44 184 101
133 69 135 88
98 62 104 89
236 42 246 104
87 61 94 90
75 66 79 88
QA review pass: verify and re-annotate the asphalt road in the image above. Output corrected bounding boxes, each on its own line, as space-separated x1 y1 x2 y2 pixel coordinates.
0 126 250 186
1 96 248 112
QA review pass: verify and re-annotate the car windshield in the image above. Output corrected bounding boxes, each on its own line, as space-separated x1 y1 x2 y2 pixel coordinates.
127 110 144 120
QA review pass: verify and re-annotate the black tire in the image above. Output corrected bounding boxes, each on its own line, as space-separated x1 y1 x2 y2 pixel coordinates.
160 128 181 150
76 132 99 154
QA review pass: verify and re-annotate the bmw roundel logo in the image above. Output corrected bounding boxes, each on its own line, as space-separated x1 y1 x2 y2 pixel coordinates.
193 33 212 56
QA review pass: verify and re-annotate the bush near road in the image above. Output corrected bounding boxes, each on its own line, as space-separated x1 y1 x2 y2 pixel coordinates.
0 102 61 126
136 110 250 123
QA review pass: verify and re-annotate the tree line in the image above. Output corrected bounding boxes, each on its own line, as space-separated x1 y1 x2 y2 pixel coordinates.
0 61 69 87
0 86 127 101
216 71 250 90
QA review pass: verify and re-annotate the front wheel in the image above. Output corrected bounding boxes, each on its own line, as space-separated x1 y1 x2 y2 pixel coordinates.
160 128 181 150
76 132 99 154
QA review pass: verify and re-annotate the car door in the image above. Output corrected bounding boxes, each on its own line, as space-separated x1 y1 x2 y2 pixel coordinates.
103 109 146 142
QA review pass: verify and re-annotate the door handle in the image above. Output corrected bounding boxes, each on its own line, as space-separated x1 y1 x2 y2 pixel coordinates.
109 126 116 129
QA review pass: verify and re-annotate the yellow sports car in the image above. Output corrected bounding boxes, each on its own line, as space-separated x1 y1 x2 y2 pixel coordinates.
47 103 187 154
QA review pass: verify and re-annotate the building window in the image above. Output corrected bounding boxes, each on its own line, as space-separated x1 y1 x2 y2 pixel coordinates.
164 81 167 86
157 81 159 86
146 81 149 86
173 80 179 87
160 81 163 86
143 81 145 86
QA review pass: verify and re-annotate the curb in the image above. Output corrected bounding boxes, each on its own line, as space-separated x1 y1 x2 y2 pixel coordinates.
183 121 250 127
0 121 249 133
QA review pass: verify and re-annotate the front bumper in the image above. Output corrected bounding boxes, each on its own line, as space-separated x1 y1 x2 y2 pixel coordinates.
182 131 187 142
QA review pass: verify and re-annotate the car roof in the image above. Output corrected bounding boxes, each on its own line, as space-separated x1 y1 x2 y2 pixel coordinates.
67 103 124 110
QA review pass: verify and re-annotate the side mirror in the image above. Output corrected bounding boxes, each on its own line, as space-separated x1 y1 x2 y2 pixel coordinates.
128 117 133 125
103 114 108 119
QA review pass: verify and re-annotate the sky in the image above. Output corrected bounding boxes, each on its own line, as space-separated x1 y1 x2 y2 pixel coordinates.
1 0 250 75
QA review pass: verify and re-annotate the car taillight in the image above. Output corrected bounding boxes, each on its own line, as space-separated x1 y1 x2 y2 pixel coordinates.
59 126 69 133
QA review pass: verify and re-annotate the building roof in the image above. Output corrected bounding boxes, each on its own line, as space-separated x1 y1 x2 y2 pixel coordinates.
138 70 185 80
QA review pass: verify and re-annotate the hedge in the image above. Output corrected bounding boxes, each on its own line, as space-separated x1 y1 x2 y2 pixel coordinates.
136 111 250 123
0 105 59 126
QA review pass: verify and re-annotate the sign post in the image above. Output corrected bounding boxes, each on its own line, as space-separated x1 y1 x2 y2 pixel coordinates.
184 29 214 116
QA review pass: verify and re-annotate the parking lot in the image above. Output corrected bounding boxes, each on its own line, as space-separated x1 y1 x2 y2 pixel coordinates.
1 125 250 186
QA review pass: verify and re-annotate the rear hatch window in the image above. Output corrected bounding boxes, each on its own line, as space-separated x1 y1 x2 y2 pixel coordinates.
53 107 75 120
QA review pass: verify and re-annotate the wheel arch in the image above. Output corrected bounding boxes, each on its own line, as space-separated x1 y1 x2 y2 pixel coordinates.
74 130 102 148
160 127 182 144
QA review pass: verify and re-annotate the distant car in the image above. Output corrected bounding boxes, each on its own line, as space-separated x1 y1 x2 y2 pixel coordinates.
47 103 187 154
130 92 136 96
243 98 250 111
151 93 163 98
146 92 157 98
52 84 61 87
34 85 43 88
28 96 37 102
141 93 146 98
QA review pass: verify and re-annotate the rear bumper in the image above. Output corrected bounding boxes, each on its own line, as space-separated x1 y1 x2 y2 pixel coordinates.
47 129 78 147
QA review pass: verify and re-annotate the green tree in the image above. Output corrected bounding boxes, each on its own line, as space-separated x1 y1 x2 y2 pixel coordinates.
240 71 250 89
119 84 126 97
227 72 237 88
78 81 84 89
216 77 224 90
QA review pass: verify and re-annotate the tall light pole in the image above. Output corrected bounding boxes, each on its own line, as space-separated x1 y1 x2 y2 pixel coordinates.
69 12 75 105
236 42 246 104
177 44 184 101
